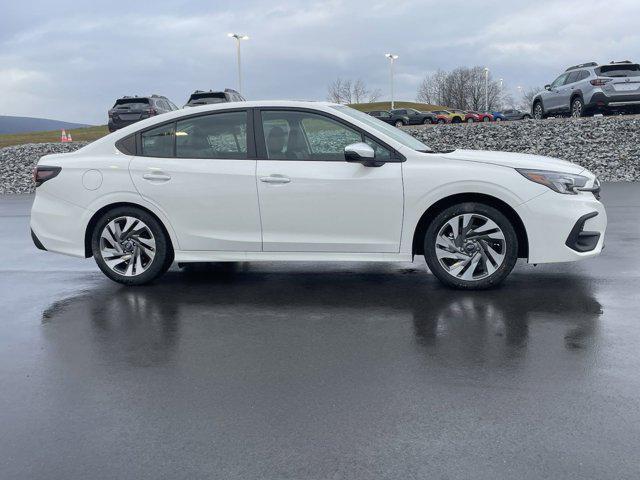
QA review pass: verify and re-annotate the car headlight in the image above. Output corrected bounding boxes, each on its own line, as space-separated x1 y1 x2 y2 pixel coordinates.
516 169 588 195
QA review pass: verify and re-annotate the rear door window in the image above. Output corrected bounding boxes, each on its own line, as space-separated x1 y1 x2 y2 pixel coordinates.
141 123 175 158
176 111 248 159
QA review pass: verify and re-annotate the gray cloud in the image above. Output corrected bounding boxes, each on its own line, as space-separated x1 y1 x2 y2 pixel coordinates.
2 0 639 123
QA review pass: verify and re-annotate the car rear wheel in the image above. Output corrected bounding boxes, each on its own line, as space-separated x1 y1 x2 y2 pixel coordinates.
452 117 461 124
495 117 502 122
571 97 585 117
466 118 474 123
91 206 172 285
424 202 518 289
437 118 446 124
482 116 490 122
394 120 404 128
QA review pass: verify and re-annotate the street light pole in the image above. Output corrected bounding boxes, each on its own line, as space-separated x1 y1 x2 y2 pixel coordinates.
484 67 490 111
228 33 249 94
385 53 398 109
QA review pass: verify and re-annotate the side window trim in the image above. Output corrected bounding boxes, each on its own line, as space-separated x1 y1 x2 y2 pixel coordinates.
133 107 257 159
253 107 404 162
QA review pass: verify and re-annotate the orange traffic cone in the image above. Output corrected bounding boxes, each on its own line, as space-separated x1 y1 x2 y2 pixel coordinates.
67 132 72 142
61 129 67 142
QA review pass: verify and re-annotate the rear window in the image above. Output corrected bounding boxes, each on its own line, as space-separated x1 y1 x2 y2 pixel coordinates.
188 92 227 105
596 64 640 77
113 98 149 109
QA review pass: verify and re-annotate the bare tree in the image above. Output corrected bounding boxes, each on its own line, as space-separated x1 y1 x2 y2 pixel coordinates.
416 66 503 111
327 78 346 103
368 88 381 102
326 77 379 104
520 86 542 110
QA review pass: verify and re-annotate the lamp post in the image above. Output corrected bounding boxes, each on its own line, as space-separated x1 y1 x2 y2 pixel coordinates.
385 53 399 109
228 33 249 94
484 67 490 111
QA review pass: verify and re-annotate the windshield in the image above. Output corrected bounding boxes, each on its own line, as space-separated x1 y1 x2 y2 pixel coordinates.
331 105 431 152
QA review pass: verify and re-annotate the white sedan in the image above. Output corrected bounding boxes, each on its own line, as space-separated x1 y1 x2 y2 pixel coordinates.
30 101 606 289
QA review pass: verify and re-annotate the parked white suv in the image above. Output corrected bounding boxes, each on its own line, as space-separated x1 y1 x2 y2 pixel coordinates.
30 101 606 289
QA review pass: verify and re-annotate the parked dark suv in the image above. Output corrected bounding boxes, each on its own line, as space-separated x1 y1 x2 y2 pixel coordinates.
367 110 410 127
390 108 436 125
108 95 178 132
184 89 245 107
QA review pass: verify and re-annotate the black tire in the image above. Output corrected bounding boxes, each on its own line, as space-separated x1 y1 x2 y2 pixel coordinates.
423 118 432 125
394 120 404 128
466 118 474 123
533 101 545 120
437 118 446 124
452 117 462 124
91 206 172 286
482 116 490 122
571 97 585 117
424 202 518 290
495 117 502 122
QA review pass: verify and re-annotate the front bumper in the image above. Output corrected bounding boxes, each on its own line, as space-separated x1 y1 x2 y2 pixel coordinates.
515 191 607 264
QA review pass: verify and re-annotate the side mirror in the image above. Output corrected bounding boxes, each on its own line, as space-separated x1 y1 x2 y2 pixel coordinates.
544 84 551 91
344 142 383 167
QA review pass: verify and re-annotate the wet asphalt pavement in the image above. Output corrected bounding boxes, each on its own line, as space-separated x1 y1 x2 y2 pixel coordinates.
1 183 639 480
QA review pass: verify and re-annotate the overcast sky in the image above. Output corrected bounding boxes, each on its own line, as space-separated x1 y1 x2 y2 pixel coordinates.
1 0 639 124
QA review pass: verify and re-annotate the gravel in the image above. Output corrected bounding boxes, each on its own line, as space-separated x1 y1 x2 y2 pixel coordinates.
405 115 640 181
1 142 88 194
1 115 638 194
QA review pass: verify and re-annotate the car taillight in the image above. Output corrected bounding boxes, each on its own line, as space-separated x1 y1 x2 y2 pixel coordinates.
33 166 62 187
590 78 612 86
148 108 158 115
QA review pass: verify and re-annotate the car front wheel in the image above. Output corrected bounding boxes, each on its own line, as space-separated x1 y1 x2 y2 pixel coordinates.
424 202 518 289
533 102 544 119
482 116 490 122
394 120 404 128
91 206 172 285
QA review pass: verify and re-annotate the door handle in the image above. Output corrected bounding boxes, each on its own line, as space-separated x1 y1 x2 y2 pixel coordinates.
143 172 171 182
260 175 291 184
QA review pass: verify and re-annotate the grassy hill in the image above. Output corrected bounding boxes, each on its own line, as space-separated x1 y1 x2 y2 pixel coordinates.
0 125 109 148
348 101 445 112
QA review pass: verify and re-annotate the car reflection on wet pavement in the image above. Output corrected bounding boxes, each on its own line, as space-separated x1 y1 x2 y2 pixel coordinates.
1 183 639 480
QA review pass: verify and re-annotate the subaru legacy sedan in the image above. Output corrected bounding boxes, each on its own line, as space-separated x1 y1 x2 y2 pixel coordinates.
30 101 606 289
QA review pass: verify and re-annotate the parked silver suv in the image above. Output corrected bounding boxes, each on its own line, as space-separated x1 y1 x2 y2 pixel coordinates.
532 61 640 118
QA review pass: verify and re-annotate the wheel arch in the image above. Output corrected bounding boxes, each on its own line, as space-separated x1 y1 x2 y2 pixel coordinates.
411 193 529 259
84 202 175 258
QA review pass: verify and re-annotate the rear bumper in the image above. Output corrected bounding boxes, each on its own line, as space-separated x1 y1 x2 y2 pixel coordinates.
108 118 145 131
587 92 640 109
30 190 87 257
516 191 607 264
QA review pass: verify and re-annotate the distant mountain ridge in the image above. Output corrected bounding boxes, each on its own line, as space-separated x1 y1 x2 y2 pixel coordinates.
0 115 91 134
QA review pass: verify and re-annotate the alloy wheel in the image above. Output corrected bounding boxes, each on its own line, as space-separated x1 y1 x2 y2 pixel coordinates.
571 99 583 117
434 213 506 281
99 216 156 276
534 103 543 119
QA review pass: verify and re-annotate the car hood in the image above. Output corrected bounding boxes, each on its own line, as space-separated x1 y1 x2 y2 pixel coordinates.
440 149 585 174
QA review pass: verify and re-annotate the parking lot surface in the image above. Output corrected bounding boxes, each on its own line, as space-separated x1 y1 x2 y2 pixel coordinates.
1 183 639 480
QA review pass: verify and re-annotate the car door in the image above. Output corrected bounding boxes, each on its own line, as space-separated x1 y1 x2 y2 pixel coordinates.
557 71 579 112
129 109 262 251
545 73 569 111
255 108 404 253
